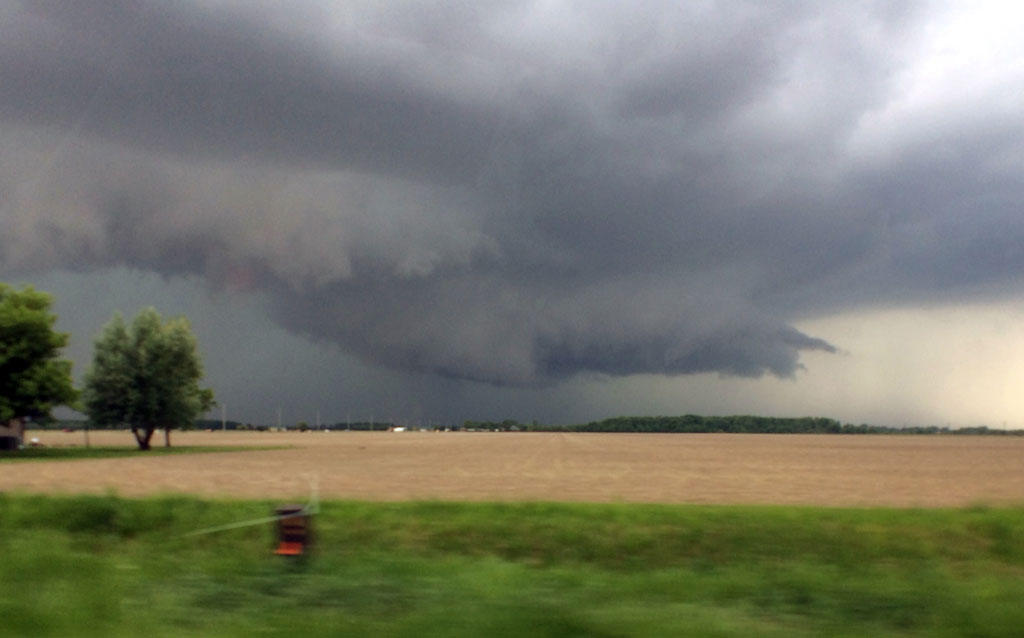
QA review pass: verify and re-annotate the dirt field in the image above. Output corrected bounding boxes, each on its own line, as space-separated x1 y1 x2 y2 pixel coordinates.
3 430 1024 506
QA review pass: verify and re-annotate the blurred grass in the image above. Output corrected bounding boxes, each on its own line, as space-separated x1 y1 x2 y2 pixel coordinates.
1 494 1023 637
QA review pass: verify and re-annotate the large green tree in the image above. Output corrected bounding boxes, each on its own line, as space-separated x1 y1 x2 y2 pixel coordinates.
0 284 78 446
82 307 215 450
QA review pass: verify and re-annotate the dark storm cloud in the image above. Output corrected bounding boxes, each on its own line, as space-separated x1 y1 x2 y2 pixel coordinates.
0 0 503 180
3 0 1020 386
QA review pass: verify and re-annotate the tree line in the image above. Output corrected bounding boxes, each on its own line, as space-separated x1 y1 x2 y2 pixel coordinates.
531 416 1024 435
542 415 846 433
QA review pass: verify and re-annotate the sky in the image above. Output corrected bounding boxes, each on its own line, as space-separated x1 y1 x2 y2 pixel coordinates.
3 1 1024 428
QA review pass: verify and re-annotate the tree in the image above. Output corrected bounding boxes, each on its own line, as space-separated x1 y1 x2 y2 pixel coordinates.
82 307 215 450
0 284 78 448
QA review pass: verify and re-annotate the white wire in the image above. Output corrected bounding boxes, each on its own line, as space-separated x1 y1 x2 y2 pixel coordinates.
182 473 319 537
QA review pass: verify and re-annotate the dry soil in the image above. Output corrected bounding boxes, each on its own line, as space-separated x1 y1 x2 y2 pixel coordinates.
3 430 1023 506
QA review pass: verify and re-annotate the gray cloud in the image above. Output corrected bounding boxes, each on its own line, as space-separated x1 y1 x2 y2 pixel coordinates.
3 0 1021 392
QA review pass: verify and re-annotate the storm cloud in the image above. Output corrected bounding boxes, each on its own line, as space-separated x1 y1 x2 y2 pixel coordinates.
3 1 1023 389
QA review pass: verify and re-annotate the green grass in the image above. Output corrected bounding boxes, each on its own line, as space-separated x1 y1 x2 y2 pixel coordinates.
1 494 1023 637
0 446 283 462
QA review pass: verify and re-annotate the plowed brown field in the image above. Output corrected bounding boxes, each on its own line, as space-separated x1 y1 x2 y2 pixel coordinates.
4 430 1024 506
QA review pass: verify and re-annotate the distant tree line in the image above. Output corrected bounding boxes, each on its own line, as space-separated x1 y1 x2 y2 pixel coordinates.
35 415 1024 436
530 415 842 433
530 415 1024 435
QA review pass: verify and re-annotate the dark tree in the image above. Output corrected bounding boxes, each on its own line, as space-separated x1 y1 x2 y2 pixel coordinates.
0 284 77 449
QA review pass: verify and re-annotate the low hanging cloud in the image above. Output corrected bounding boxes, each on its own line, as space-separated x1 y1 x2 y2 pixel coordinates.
2 1 1023 386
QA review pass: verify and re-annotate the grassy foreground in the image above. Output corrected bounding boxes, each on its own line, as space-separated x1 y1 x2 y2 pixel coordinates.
1 495 1023 637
